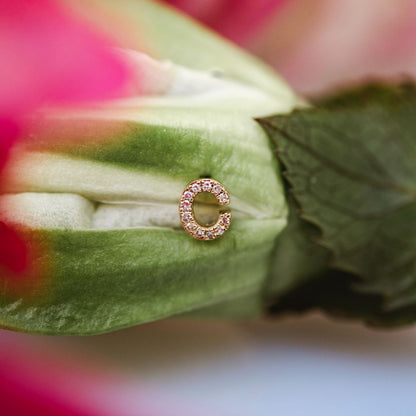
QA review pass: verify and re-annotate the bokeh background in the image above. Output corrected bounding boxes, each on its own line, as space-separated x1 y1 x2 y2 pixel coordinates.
3 316 416 415
2 0 416 415
167 0 416 96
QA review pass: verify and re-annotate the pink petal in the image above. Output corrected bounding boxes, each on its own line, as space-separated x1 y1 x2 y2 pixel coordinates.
165 0 289 45
0 118 19 170
0 0 131 278
0 222 28 274
0 336 185 416
0 0 130 118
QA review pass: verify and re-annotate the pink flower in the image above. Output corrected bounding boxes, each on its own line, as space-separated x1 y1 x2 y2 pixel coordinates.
0 0 130 275
0 0 128 123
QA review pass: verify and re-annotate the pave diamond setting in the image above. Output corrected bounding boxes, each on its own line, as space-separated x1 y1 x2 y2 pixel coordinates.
179 178 231 240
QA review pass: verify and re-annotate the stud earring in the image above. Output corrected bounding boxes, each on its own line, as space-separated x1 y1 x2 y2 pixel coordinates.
179 178 231 240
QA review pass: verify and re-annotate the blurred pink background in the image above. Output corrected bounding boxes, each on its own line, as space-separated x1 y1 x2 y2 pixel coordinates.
166 0 416 96
3 316 416 415
1 0 416 415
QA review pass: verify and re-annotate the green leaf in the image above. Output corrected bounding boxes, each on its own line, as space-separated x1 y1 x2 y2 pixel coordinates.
259 84 416 326
268 271 416 328
264 191 330 298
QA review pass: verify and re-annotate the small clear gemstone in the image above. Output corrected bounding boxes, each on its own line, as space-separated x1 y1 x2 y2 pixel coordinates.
222 215 231 225
191 183 201 193
212 184 222 194
181 200 191 210
195 229 205 239
202 181 212 192
206 231 214 240
181 212 192 222
183 191 193 200
218 192 229 203
215 227 225 236
186 222 197 231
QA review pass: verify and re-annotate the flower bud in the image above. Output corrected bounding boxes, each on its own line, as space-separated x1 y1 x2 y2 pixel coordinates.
0 0 298 334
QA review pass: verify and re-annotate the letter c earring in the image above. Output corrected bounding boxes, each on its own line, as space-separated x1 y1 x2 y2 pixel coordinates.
179 178 231 240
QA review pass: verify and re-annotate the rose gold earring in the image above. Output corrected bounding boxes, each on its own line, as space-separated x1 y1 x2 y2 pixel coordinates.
179 178 231 240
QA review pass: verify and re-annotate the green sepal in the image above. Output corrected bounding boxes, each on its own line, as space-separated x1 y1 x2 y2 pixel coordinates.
259 83 416 327
0 219 283 335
